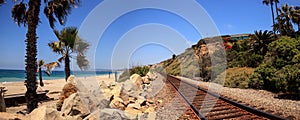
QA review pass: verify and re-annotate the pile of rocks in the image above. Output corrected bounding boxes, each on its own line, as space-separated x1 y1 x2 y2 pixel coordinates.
100 72 159 119
29 72 161 120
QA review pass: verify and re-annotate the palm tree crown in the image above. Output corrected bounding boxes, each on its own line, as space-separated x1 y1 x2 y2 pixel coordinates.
49 27 89 81
291 6 300 32
276 4 298 36
251 30 274 56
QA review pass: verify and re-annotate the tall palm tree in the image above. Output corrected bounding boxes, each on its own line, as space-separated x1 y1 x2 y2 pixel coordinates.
291 6 300 32
48 27 89 81
11 0 80 113
273 0 281 34
273 0 280 16
277 3 295 36
263 0 276 31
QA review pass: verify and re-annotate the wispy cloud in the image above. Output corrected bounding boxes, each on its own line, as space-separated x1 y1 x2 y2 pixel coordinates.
225 24 234 30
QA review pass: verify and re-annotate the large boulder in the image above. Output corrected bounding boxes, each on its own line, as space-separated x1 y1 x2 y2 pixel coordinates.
0 112 27 120
57 80 78 111
100 81 113 100
111 83 123 98
75 77 110 111
137 112 156 120
136 96 146 105
61 93 90 118
30 105 63 120
127 102 141 110
145 72 157 81
99 108 132 120
144 106 155 113
67 75 76 84
130 74 143 89
142 76 150 84
109 96 125 110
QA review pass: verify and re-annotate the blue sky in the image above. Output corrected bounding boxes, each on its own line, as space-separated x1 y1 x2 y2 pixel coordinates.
0 0 299 70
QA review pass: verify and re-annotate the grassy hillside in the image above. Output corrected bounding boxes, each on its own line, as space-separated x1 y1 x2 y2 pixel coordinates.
156 33 300 94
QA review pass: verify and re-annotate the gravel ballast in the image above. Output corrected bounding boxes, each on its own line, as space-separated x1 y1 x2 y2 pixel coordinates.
177 76 300 120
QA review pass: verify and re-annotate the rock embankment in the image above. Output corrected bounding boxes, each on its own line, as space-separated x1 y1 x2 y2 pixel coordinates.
27 72 163 120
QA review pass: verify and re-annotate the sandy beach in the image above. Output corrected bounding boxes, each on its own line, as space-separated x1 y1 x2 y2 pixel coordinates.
1 74 116 94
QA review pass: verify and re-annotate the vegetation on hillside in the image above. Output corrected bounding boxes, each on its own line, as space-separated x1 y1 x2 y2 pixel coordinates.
250 37 300 93
158 1 300 95
214 67 254 89
119 65 150 82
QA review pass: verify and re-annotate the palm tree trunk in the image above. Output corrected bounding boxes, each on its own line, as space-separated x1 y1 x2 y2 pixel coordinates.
25 0 41 113
275 2 281 35
65 54 71 81
275 2 279 16
270 4 276 34
39 67 44 87
0 88 6 112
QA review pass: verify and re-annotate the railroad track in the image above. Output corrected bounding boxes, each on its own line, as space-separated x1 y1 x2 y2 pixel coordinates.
164 74 286 120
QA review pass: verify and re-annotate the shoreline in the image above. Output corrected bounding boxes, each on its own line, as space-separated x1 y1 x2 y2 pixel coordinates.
0 70 123 83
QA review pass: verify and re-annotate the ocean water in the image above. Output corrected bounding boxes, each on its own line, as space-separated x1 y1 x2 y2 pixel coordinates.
0 69 115 82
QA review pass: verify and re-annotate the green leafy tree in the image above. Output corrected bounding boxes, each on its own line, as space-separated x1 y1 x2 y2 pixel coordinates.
250 36 300 93
48 27 89 81
10 0 80 113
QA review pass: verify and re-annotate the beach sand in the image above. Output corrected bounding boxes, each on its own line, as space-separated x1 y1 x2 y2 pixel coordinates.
1 75 116 94
0 74 116 114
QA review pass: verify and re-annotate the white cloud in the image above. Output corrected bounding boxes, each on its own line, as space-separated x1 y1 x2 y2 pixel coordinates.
225 24 234 30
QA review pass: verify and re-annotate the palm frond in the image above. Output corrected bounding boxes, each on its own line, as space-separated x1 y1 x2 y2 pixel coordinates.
43 62 60 76
12 2 27 26
43 0 80 29
53 29 61 40
76 54 89 70
61 27 77 48
74 39 89 55
58 56 65 62
262 0 269 5
48 41 63 54
0 0 5 5
37 60 45 67
49 26 89 71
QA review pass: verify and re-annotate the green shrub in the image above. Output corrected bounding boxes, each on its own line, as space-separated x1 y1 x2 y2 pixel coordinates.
129 65 150 77
214 67 254 89
250 36 300 93
246 53 264 67
118 65 150 82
